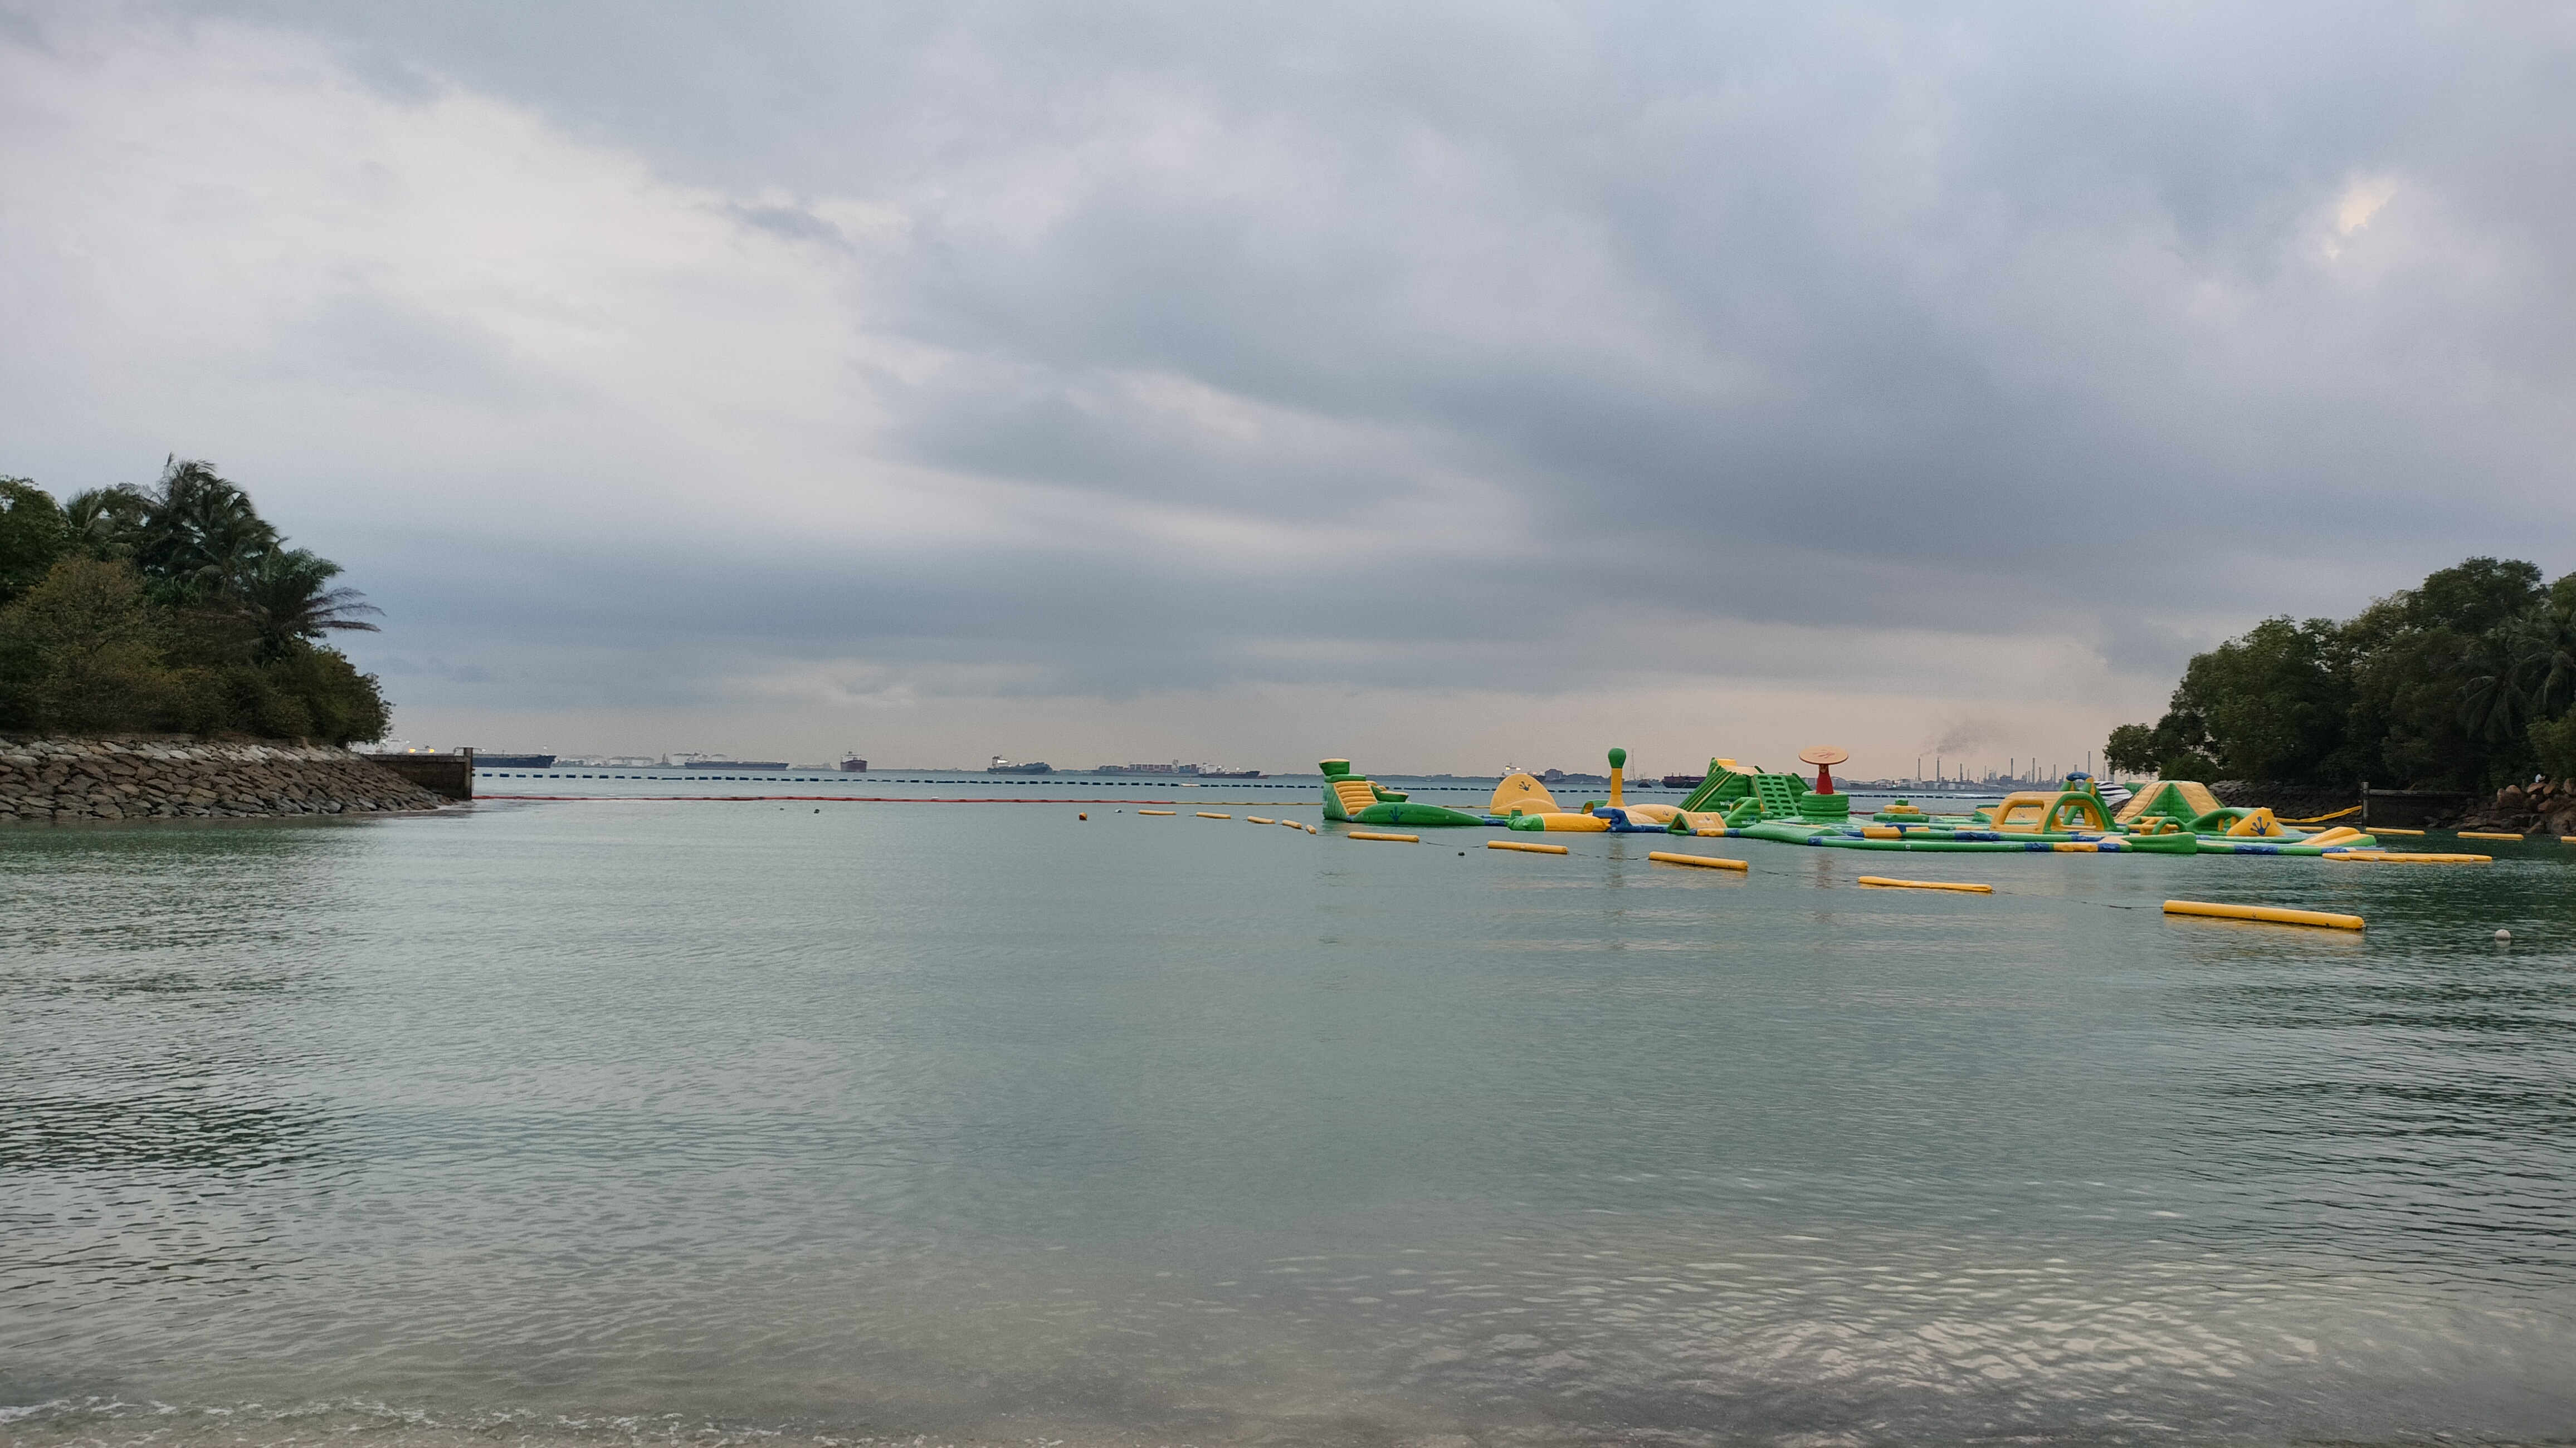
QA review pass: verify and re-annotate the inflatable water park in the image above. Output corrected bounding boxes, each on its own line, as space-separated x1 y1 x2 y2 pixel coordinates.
1318 751 2465 860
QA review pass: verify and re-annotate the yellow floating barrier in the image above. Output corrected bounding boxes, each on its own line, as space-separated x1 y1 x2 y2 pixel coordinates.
2370 826 2424 835
1305 824 1319 834
1858 875 1993 894
2564 835 2576 844
2460 830 2523 840
1138 809 1176 816
1488 839 1570 855
2323 850 2492 864
2163 899 2364 930
1197 812 1231 819
1349 831 1419 843
1247 816 1275 825
1647 851 1749 872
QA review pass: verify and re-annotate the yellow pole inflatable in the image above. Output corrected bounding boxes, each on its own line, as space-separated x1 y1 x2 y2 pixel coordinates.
1647 851 1749 871
2163 900 2364 930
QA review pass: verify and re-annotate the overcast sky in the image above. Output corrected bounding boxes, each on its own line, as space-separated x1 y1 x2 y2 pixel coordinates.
4 2 2571 775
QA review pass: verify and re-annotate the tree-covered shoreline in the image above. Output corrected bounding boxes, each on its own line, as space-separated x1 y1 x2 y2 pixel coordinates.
0 460 389 745
2107 557 2576 791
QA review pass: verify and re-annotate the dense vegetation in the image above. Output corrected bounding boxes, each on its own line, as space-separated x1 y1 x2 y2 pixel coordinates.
0 460 389 744
2107 557 2576 790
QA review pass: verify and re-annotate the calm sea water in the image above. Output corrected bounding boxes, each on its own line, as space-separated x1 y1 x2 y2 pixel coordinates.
5 786 2573 1448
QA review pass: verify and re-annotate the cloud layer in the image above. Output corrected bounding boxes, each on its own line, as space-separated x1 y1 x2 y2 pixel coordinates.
4 1 2571 773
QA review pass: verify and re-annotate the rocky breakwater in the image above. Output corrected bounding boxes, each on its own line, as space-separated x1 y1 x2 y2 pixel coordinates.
2458 776 2576 836
0 737 448 822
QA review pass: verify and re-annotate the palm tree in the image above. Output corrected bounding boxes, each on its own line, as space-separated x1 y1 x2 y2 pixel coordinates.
135 459 279 598
62 485 151 560
232 547 380 661
2455 630 2524 743
2509 597 2576 724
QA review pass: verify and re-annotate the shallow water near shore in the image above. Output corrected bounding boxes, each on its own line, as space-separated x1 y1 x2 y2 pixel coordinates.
5 795 2574 1447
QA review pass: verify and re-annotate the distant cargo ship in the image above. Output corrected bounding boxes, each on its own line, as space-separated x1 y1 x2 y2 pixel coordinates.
988 756 1054 774
686 760 788 770
474 753 555 769
840 757 867 772
1196 766 1262 779
1660 772 1705 789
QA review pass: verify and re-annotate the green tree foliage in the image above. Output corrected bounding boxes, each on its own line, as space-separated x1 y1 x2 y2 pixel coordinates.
0 557 179 731
2108 557 2573 789
2170 617 2350 781
2345 557 2543 789
226 641 392 743
2505 574 2576 725
64 485 150 561
233 547 382 661
2102 723 2158 776
129 460 282 600
0 462 390 743
2533 713 2576 782
2102 718 2218 781
0 477 67 604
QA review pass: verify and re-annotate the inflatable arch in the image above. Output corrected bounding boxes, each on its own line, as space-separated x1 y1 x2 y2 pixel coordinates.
1988 789 2114 834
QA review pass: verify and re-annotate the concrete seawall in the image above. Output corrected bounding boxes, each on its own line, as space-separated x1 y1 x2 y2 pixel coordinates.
0 737 449 822
360 752 474 800
2209 781 2472 830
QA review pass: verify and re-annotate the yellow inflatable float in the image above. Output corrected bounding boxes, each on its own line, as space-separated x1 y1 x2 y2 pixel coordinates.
1489 750 1682 832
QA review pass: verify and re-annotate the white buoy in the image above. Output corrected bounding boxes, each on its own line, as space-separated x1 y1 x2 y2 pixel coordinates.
2495 929 2512 941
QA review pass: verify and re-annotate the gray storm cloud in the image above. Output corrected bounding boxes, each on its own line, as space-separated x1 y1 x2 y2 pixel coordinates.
2 1 2570 769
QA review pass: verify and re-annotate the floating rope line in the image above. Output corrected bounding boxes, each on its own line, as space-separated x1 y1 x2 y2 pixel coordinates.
477 795 1311 806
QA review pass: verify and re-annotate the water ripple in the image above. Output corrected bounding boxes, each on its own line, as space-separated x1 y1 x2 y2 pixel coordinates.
4 809 2572 1445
